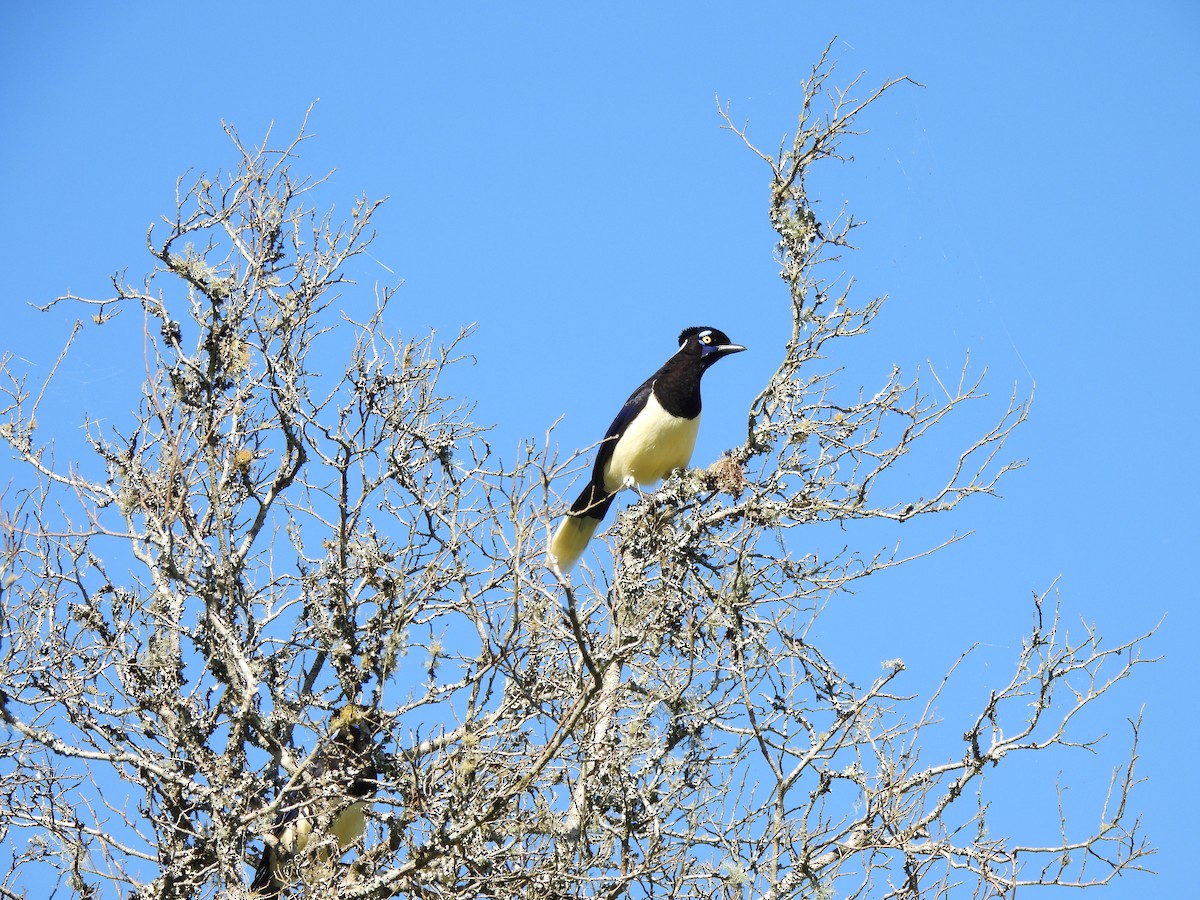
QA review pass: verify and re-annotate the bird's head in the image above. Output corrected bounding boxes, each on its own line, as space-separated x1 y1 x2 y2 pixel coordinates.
330 704 387 744
328 705 386 798
677 326 746 367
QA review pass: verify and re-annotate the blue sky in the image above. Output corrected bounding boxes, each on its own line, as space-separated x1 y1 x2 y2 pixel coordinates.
2 2 1196 896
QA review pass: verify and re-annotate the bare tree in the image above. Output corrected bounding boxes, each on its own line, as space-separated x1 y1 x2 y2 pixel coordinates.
0 50 1154 900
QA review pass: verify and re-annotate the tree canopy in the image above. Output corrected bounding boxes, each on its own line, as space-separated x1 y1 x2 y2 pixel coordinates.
0 52 1154 899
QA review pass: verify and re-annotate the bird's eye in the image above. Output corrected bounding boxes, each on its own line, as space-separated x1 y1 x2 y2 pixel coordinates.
702 334 712 344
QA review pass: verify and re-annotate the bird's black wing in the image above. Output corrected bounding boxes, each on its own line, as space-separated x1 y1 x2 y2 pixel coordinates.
250 784 303 896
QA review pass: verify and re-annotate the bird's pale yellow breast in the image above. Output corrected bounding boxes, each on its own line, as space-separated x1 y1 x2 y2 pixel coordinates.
279 800 367 857
603 393 700 492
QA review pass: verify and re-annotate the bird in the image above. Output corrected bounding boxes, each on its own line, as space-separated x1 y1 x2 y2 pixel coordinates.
548 326 745 572
251 705 382 897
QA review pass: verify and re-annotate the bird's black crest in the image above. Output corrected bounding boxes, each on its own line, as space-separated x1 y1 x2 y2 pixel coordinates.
678 326 731 347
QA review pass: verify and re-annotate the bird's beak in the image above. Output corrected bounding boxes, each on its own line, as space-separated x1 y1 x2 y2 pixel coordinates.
716 343 746 356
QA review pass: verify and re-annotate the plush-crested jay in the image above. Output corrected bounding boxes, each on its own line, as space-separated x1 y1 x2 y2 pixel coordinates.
549 326 745 572
251 705 382 897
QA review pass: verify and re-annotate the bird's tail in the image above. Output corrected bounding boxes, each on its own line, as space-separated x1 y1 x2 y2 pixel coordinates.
548 482 615 572
250 844 283 898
